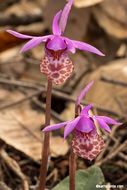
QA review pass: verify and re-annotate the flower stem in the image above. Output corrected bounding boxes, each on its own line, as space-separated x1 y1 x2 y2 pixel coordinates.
69 105 80 190
69 148 76 190
39 79 52 190
69 105 81 190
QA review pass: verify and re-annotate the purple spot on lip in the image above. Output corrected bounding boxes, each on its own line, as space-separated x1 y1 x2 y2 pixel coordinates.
48 64 63 71
51 73 60 78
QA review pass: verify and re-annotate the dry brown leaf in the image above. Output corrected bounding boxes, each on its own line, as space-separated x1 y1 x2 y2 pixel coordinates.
116 44 127 58
0 105 68 160
0 182 12 190
0 89 43 160
73 58 127 116
93 0 127 39
100 0 127 25
4 1 41 17
74 0 104 8
0 46 21 63
61 103 75 121
50 137 69 158
0 102 43 160
0 89 26 107
0 1 43 52
0 89 69 160
0 46 26 77
36 0 48 7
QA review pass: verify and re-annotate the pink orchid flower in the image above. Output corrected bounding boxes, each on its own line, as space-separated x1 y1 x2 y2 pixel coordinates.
43 81 121 160
6 0 104 85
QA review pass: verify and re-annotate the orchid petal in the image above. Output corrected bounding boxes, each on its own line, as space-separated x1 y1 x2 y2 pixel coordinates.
80 104 93 116
46 36 66 51
76 81 94 106
95 116 122 125
63 37 76 53
6 30 36 39
20 36 52 52
76 116 95 133
71 40 105 56
64 116 80 139
52 10 62 35
59 0 73 33
43 121 69 132
95 118 111 133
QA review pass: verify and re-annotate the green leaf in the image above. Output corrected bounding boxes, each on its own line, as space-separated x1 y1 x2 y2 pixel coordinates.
53 165 105 190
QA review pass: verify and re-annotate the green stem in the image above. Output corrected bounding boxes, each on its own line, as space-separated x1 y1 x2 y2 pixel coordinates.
39 79 52 190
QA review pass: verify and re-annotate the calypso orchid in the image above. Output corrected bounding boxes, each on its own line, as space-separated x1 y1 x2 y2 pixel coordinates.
6 0 104 85
43 81 121 160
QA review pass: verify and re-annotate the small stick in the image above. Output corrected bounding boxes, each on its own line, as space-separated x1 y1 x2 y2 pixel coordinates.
33 98 64 122
0 182 12 190
96 140 127 166
96 125 118 162
101 75 127 88
0 90 42 110
0 77 123 117
0 149 29 190
39 79 52 190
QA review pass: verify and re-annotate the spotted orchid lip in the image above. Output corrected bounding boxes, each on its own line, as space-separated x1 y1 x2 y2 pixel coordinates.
72 130 105 160
40 52 74 85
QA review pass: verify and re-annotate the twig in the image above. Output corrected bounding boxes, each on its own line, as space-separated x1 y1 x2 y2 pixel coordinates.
0 78 42 90
0 149 29 190
0 90 42 110
12 114 42 143
51 91 124 118
0 77 124 117
107 140 127 159
33 98 64 123
115 160 127 170
118 152 127 161
46 168 58 182
115 174 127 184
101 75 127 88
96 125 118 162
0 182 12 190
96 140 127 166
0 14 43 26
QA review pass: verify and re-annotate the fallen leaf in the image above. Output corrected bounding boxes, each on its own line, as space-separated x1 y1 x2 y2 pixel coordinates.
50 137 69 158
74 0 104 8
0 102 43 160
0 88 68 160
0 181 12 190
0 89 43 160
73 58 127 116
93 0 127 39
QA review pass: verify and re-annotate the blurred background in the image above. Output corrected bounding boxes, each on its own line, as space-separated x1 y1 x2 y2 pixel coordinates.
0 0 127 189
